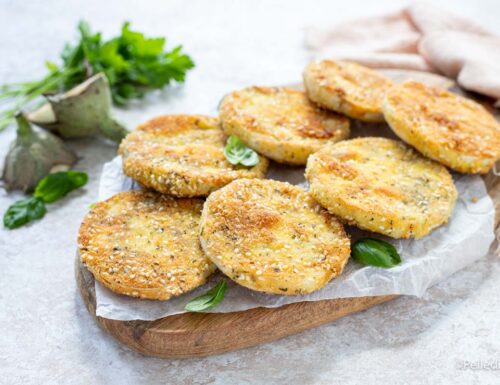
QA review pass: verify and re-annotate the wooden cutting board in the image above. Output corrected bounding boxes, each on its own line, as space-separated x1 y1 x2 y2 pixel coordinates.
76 70 500 358
76 262 396 358
77 173 498 358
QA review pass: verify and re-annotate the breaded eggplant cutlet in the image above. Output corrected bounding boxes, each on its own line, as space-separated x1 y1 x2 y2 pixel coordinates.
219 86 350 165
119 115 269 197
305 137 457 239
199 179 351 295
303 60 394 122
78 190 216 300
383 81 500 174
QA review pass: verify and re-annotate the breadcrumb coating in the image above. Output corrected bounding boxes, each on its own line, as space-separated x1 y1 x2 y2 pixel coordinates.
219 87 350 165
119 115 268 197
199 179 351 295
78 190 215 300
306 137 457 239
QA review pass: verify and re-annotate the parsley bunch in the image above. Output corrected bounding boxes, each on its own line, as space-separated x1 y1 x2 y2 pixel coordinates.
0 21 194 130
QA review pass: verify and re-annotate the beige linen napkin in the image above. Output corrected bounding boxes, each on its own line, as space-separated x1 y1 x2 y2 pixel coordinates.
306 1 500 104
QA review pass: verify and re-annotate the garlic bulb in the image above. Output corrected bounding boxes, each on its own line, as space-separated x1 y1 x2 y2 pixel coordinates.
2 114 77 192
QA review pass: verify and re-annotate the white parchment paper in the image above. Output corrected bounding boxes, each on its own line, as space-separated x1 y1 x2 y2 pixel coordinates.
93 156 495 321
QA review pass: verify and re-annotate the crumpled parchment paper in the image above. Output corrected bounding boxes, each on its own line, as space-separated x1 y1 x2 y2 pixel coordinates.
93 154 495 321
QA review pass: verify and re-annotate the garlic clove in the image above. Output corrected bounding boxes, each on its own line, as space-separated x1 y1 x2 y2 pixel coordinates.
27 73 129 143
2 114 77 192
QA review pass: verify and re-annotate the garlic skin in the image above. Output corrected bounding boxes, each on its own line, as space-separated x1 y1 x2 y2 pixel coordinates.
27 73 129 143
2 114 77 192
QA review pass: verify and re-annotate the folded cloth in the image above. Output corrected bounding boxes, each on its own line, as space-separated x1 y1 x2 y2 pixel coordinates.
306 1 500 104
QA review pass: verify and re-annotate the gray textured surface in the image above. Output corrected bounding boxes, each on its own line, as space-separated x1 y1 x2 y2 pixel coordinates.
0 1 499 384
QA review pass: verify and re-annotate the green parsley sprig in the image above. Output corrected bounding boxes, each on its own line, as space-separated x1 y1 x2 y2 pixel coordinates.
0 21 194 130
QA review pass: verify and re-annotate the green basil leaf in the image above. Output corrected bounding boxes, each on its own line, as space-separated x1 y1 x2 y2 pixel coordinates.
3 197 47 229
352 238 401 268
223 135 259 167
185 280 227 312
34 171 88 203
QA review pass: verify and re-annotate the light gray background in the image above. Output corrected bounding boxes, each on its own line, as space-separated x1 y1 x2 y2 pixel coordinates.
0 1 499 384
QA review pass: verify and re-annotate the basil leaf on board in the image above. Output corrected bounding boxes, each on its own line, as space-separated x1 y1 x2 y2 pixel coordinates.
34 171 88 203
185 280 227 312
351 238 401 268
3 197 47 229
223 135 259 167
